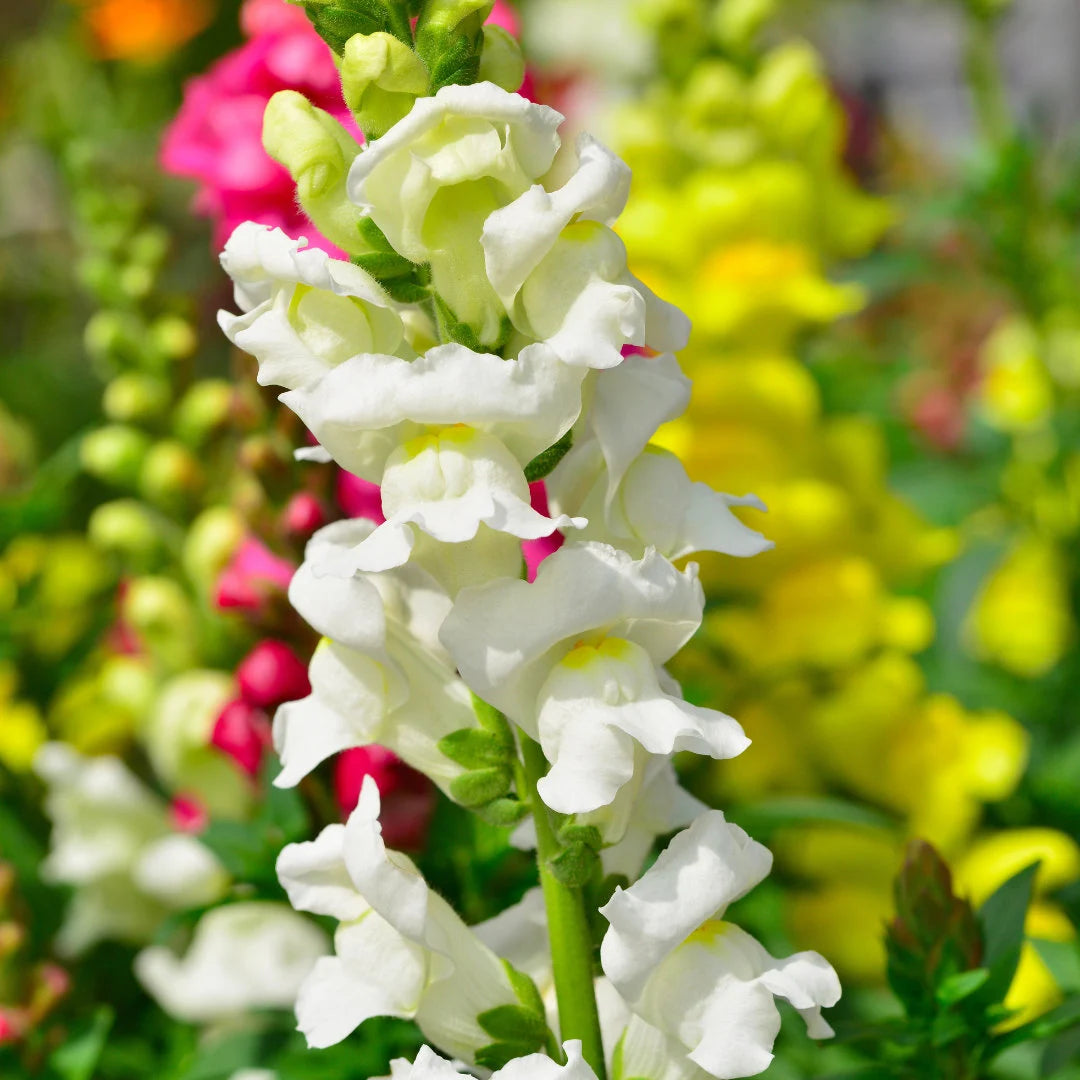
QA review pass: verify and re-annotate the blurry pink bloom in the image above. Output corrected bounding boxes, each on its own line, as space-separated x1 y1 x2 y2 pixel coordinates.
522 481 564 581
911 385 966 452
169 795 210 834
212 698 272 777
336 471 385 523
282 491 328 538
488 0 520 36
0 1009 25 1045
335 747 434 850
161 6 358 253
215 537 295 611
30 965 71 1014
236 638 311 708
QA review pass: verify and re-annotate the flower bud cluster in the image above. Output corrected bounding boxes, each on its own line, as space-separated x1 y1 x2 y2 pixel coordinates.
219 7 842 1078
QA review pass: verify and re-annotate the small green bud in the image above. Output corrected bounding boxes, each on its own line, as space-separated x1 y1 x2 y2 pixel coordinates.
138 440 204 511
119 263 155 300
80 425 152 488
341 32 430 138
88 499 167 567
128 225 170 268
450 765 512 808
477 24 525 92
150 314 198 360
438 727 514 769
83 310 128 362
98 654 156 716
477 1003 549 1046
417 0 492 42
477 796 530 828
263 90 370 256
122 575 197 670
711 0 775 52
548 840 600 888
174 379 233 445
103 373 171 424
183 506 244 592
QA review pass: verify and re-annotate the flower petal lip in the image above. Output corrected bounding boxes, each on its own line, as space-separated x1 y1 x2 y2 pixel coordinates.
441 541 704 728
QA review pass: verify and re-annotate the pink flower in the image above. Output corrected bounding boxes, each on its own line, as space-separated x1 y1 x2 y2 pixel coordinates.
281 491 328 538
161 5 357 253
236 638 311 708
215 537 295 611
335 747 434 850
211 698 272 777
169 795 210 834
522 481 564 581
336 470 384 523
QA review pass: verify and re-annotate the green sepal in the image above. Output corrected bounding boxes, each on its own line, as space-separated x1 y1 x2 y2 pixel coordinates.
505 960 547 1019
476 796 530 828
304 0 397 53
470 692 516 738
557 823 603 851
449 765 512 807
477 1004 549 1045
474 1041 541 1071
433 293 482 350
549 840 600 889
438 727 513 769
524 429 573 482
382 276 432 303
352 250 418 279
357 215 396 252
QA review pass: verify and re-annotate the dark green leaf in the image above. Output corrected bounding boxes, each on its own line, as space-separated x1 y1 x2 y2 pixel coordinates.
524 429 573 482
352 251 418 279
477 1004 549 1044
358 215 396 252
979 861 1040 1003
505 961 547 1019
1042 1024 1080 1077
935 967 990 1005
382 276 431 303
474 1041 541 1071
49 1007 113 1080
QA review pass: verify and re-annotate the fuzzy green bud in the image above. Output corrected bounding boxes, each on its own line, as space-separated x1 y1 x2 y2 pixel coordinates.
149 314 198 360
138 440 204 512
88 499 167 568
102 373 171 424
263 90 370 256
122 575 197 671
341 32 430 139
417 0 493 43
183 506 244 593
98 654 156 717
711 0 774 52
174 379 233 446
80 425 152 488
477 25 525 92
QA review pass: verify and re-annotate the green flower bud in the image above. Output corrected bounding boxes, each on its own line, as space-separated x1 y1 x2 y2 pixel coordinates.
119 263 155 300
128 225 170 268
83 310 133 364
263 90 370 256
341 32 430 139
102 373 171 424
149 314 197 361
711 0 774 52
88 499 167 568
417 0 493 42
98 654 156 717
138 440 205 512
174 379 233 445
477 25 525 93
122 575 197 671
80 425 152 488
183 505 244 593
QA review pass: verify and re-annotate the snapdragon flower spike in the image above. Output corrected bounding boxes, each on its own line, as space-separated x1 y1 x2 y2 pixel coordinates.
441 542 749 816
600 813 841 1080
547 354 772 562
218 222 408 391
277 777 520 1057
274 519 479 792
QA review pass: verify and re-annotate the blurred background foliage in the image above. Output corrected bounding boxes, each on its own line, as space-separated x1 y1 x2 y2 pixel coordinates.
0 0 1079 1077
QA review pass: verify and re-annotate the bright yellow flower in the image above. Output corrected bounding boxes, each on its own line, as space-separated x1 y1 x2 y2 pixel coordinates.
954 828 1080 907
978 317 1054 433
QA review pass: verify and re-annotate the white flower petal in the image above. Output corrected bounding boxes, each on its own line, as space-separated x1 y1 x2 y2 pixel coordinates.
278 824 370 922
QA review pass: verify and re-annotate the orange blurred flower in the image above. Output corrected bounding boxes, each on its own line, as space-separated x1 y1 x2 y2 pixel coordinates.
83 0 214 61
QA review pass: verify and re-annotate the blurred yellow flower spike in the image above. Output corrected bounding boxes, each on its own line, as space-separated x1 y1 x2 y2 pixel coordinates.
0 670 48 773
978 317 1055 433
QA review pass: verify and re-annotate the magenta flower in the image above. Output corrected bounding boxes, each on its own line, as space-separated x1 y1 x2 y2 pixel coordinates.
235 638 311 709
215 536 295 611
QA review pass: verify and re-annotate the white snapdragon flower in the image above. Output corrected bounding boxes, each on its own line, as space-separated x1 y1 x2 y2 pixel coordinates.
347 82 563 345
218 223 407 390
547 354 771 562
277 777 520 1057
281 344 585 578
135 902 328 1023
35 744 228 955
483 135 689 368
600 813 841 1079
275 519 479 791
441 542 749 815
389 1042 596 1080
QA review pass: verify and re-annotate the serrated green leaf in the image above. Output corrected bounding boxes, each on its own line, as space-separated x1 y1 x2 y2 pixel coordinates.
477 1004 549 1044
449 765 512 807
524 429 573 482
438 727 513 769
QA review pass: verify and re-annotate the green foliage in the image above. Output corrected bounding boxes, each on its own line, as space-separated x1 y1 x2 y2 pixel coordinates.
302 0 412 53
524 429 574 483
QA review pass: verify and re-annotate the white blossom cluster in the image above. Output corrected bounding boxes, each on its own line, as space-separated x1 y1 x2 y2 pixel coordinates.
217 43 841 1080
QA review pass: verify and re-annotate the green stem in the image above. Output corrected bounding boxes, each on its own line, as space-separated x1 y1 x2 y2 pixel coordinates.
518 736 608 1080
965 12 1011 146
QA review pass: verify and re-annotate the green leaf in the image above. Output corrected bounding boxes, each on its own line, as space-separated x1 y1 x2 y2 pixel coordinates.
935 967 990 1005
478 1004 549 1044
731 796 897 835
505 960 547 1019
474 1041 541 1070
1034 938 1080 993
352 250 418 279
304 0 399 52
979 860 1040 1003
358 215 396 252
438 728 513 769
449 765 512 808
1042 1024 1080 1077
433 293 482 349
382 276 431 303
524 429 573 482
49 1007 113 1080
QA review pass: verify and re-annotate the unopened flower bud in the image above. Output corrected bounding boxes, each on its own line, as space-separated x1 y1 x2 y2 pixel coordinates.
263 91 368 256
99 655 156 717
236 639 310 709
150 314 198 361
282 492 328 538
341 32 429 139
88 499 166 567
128 225 169 268
169 795 209 834
183 506 244 593
138 440 204 511
477 24 525 92
174 379 232 445
103 372 171 424
80 425 151 488
417 0 493 42
119 263 154 300
211 698 272 777
122 576 197 670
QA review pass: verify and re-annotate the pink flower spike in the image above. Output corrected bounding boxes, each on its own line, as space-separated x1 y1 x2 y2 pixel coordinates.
236 639 311 708
211 699 272 777
215 537 296 611
336 471 385 524
522 481 565 582
170 795 210 834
